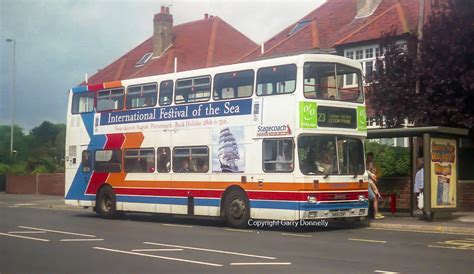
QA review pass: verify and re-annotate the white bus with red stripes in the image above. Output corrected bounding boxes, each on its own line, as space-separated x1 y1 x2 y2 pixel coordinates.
65 54 369 227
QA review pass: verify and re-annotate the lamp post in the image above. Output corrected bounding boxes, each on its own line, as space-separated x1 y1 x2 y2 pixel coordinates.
6 38 16 160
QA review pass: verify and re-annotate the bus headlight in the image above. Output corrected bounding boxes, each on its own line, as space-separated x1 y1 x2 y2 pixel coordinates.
358 195 366 202
307 195 318 203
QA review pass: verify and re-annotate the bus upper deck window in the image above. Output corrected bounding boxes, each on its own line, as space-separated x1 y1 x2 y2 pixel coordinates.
256 64 296 96
303 62 363 102
175 76 211 104
159 80 173 106
72 92 94 114
126 83 157 109
213 70 254 100
96 88 125 112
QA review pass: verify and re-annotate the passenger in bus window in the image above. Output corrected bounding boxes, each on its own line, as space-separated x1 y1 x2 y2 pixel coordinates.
179 158 191 172
313 147 333 175
195 158 208 172
157 148 170 172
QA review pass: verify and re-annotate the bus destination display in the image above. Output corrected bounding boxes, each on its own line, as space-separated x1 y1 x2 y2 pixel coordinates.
317 106 356 128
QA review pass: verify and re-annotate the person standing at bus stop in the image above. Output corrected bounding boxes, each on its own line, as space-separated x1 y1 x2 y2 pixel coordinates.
414 158 427 220
367 152 384 219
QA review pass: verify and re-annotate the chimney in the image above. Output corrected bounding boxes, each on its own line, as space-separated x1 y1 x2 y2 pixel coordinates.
153 6 173 57
356 0 381 18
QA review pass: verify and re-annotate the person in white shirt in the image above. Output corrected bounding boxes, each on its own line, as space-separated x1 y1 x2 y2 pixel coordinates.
414 158 427 220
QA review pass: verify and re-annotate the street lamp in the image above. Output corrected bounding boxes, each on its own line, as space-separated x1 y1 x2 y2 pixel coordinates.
6 38 16 160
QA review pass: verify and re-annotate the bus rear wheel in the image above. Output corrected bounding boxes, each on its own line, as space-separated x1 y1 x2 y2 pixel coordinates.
97 186 119 219
223 190 250 228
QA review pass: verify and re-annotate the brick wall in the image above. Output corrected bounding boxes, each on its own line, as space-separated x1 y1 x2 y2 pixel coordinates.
38 173 65 196
6 174 37 194
6 173 65 196
378 177 411 211
459 182 474 211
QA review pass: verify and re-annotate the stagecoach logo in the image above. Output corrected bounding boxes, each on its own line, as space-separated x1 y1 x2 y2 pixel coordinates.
256 125 292 137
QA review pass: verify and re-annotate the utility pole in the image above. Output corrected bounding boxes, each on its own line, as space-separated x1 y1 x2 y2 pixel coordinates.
6 38 16 160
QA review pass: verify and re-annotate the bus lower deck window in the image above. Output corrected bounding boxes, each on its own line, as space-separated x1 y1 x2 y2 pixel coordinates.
94 149 122 173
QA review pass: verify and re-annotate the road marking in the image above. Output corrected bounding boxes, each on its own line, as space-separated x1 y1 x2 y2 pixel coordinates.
230 262 291 266
93 247 222 267
144 242 276 260
8 206 19 208
60 238 104 242
131 248 183 252
225 228 254 233
0 232 49 242
428 238 474 250
281 233 312 238
348 238 387 243
366 227 474 236
8 231 47 234
162 224 193 228
19 226 96 237
374 270 400 274
428 245 473 250
13 203 38 206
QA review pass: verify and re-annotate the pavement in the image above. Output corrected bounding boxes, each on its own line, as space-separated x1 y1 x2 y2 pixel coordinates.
368 211 474 235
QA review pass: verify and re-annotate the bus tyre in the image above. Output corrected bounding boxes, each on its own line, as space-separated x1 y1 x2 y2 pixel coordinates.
224 190 250 228
97 186 119 219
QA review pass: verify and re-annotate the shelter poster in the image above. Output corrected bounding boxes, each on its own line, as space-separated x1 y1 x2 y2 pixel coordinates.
430 138 457 209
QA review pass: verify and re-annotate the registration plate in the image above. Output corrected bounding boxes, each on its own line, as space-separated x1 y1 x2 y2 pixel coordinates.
331 211 347 217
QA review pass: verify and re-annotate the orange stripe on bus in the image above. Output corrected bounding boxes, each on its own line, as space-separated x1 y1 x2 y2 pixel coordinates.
107 132 144 186
103 81 123 89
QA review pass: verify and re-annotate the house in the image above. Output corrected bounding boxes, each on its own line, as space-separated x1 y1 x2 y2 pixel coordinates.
86 6 258 85
240 0 435 146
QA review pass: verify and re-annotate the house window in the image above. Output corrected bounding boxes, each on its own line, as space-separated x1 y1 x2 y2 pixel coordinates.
345 51 354 59
365 48 373 59
289 19 312 35
344 45 388 81
135 52 153 67
375 47 381 57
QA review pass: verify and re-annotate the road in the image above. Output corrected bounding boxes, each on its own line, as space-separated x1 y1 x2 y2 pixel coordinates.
0 195 473 274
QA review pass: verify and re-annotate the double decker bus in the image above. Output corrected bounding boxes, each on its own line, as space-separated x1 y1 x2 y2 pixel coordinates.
65 54 369 227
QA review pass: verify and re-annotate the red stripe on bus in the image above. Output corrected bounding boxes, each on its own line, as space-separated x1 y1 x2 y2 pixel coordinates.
113 188 367 202
104 133 125 149
85 172 109 195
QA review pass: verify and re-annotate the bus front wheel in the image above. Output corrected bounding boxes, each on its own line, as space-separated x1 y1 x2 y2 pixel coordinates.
223 190 250 228
97 186 119 219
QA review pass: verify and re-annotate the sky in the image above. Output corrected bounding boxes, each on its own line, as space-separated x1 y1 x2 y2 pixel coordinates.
0 0 325 131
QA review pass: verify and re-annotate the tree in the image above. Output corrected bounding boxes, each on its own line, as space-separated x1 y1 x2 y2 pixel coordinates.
367 0 474 128
0 121 66 175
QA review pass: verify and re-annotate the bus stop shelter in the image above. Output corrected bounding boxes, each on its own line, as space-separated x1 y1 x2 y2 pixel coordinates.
367 126 469 219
